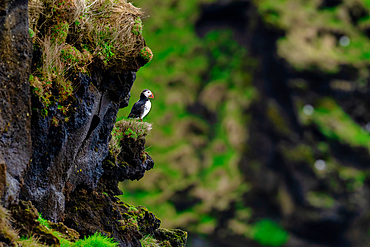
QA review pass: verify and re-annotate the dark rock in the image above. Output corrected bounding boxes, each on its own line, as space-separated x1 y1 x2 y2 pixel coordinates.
20 70 136 222
103 141 154 185
0 0 32 204
64 181 161 247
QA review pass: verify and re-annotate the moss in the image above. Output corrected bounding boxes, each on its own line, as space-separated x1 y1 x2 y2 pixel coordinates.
48 222 80 242
153 228 187 247
28 0 152 118
304 98 370 149
51 21 69 45
60 45 92 72
132 17 143 36
10 201 60 246
29 28 35 38
120 204 161 235
139 46 153 65
18 236 49 247
109 119 152 158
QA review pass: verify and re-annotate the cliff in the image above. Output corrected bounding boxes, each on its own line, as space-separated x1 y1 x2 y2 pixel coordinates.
0 0 186 246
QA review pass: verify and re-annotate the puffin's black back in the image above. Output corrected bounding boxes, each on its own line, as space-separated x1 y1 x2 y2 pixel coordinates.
128 99 147 118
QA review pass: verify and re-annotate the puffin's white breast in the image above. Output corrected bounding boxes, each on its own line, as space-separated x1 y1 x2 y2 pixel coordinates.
141 100 151 119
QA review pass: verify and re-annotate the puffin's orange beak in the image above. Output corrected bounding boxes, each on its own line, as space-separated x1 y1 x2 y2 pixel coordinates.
149 93 154 98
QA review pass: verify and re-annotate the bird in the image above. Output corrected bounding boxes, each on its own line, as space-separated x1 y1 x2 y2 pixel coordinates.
128 89 154 120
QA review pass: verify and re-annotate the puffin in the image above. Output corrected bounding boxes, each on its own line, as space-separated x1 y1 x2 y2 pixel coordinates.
128 89 154 120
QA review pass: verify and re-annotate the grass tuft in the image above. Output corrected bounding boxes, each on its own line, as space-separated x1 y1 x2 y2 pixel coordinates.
28 0 151 116
140 46 153 63
73 232 118 247
18 236 49 247
140 235 161 247
110 118 152 157
37 213 50 229
0 205 18 244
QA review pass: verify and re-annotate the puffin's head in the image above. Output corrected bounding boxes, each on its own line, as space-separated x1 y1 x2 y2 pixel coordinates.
142 89 154 99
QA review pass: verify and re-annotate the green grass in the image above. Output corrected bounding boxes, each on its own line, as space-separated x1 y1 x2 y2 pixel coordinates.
37 213 50 229
252 219 289 247
310 98 370 149
35 214 118 247
74 232 118 247
110 118 152 157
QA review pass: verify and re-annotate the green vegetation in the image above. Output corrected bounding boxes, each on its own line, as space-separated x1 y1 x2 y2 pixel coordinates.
110 118 152 157
37 213 50 229
33 214 118 247
140 235 161 247
299 98 370 150
132 17 143 36
140 46 153 63
255 0 370 74
117 0 256 242
252 219 289 247
0 205 18 245
28 0 150 118
74 232 118 247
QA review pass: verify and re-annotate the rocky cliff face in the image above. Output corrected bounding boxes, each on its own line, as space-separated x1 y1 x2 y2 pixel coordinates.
20 70 135 222
0 0 186 246
0 0 32 205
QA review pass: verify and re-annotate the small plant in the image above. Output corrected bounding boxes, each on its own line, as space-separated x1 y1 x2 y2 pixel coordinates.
124 128 138 139
29 28 35 38
73 232 118 247
51 116 59 127
50 21 69 45
41 108 48 118
140 235 160 247
139 46 153 63
131 17 143 36
37 213 50 229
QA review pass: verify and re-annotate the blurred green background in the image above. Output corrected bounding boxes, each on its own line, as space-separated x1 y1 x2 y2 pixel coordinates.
117 0 370 246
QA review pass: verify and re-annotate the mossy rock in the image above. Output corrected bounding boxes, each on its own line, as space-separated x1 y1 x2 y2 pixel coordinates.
10 201 60 246
49 222 80 241
138 46 153 66
154 228 187 247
